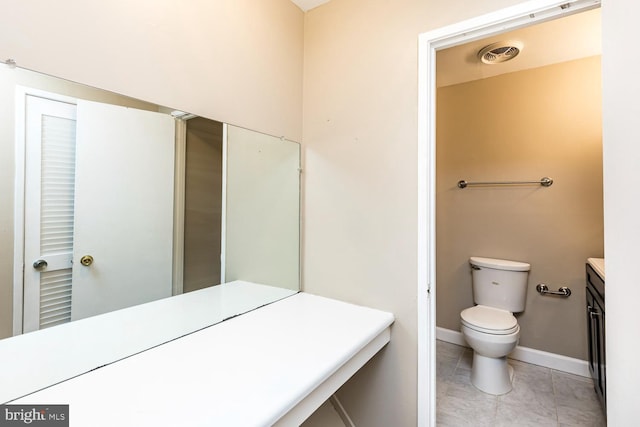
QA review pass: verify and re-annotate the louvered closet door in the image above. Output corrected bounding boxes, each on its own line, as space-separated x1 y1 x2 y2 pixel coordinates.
23 96 77 333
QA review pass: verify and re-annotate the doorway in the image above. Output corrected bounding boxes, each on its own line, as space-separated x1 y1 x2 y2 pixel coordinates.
417 1 602 425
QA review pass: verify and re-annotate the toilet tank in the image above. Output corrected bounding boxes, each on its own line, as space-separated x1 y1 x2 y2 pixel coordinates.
470 257 530 313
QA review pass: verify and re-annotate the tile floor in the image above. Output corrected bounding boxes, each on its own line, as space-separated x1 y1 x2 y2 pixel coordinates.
437 340 606 426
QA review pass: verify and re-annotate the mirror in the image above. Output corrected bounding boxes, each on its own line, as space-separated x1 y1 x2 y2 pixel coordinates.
0 63 300 340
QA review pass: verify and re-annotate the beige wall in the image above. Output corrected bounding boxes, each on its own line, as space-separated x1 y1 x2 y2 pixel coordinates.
302 0 524 425
436 57 603 360
0 0 303 141
302 1 640 423
0 0 303 339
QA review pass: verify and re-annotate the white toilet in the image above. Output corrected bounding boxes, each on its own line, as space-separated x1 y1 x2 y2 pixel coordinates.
460 256 530 395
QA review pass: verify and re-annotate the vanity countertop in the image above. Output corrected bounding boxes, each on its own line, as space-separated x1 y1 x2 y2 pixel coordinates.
12 293 394 426
0 281 296 403
587 258 605 281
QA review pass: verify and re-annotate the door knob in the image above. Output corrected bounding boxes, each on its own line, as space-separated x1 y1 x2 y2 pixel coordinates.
33 259 48 269
80 255 94 266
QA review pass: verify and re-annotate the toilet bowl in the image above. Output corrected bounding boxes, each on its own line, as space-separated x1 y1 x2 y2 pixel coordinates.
461 305 520 395
460 257 530 395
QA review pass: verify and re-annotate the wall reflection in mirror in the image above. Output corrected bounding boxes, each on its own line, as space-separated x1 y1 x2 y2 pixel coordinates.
0 64 300 340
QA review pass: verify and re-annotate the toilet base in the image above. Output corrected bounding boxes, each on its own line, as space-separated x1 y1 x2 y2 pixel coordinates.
470 352 514 395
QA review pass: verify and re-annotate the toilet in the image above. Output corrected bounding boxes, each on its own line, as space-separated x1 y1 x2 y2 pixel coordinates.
460 256 530 395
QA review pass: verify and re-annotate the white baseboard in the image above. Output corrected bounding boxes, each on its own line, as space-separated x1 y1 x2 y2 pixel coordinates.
436 326 467 347
330 394 356 427
436 327 590 378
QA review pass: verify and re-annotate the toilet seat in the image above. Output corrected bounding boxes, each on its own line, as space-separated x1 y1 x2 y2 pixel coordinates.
460 305 518 335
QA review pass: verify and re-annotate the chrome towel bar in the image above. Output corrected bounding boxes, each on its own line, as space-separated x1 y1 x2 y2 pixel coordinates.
536 283 571 297
457 177 553 189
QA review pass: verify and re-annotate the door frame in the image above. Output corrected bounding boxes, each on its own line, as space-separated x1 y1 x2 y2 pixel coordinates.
220 123 229 284
12 86 78 336
416 0 601 425
173 117 187 296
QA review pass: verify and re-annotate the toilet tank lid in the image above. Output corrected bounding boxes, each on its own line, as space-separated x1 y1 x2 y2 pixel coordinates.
470 257 530 271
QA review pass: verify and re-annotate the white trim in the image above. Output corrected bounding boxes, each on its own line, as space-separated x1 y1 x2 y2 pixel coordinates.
416 31 436 427
435 327 467 347
417 1 601 425
435 327 590 378
510 346 590 378
172 118 187 296
329 394 356 427
220 123 228 283
12 86 78 336
12 87 27 336
423 0 600 51
297 145 303 291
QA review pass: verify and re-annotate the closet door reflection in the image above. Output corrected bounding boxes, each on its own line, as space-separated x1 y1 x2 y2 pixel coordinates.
71 100 175 320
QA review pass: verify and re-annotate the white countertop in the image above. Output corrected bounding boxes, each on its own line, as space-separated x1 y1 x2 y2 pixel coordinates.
588 258 605 280
1 281 296 403
12 293 394 426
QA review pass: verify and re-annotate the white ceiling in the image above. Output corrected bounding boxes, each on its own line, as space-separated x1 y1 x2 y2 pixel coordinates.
290 0 331 12
437 8 601 87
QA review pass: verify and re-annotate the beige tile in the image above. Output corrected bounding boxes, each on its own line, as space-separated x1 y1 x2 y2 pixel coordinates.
437 355 459 381
510 360 554 394
552 371 601 408
436 345 604 427
494 402 559 427
445 368 498 404
552 371 605 427
437 376 450 402
496 366 557 425
556 404 605 427
437 339 464 397
437 340 466 359
456 348 474 371
498 377 557 420
437 394 497 427
552 371 596 395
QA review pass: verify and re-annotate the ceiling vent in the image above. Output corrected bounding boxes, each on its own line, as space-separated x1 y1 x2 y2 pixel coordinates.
478 41 523 64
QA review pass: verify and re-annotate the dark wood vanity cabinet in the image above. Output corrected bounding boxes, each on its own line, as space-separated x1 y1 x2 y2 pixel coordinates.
586 264 606 412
